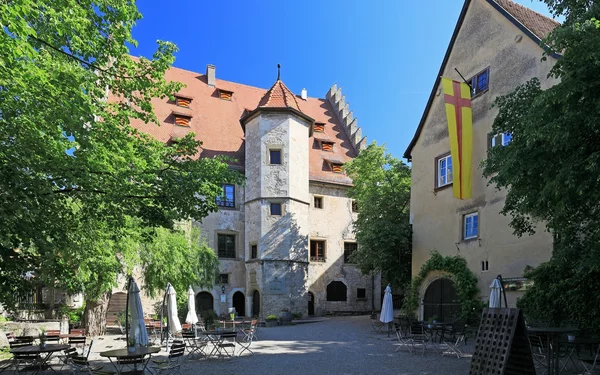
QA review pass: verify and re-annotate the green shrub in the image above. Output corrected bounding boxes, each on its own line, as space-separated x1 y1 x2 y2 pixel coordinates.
292 312 302 320
266 314 278 321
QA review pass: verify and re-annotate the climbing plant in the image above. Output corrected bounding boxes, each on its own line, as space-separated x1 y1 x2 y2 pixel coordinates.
403 251 484 323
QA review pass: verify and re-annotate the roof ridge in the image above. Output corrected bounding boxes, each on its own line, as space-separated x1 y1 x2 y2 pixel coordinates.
496 0 560 26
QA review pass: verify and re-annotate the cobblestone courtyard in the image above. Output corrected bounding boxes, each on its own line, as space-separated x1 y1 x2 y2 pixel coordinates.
87 316 473 375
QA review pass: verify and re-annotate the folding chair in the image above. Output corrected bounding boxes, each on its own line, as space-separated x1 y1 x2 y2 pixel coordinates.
0 360 12 374
394 323 412 354
579 342 600 375
181 331 206 359
69 356 113 375
45 330 61 344
409 322 431 355
442 323 468 358
217 331 237 358
57 347 80 371
70 329 86 336
237 322 256 356
528 334 549 372
13 336 34 345
69 336 87 356
116 356 146 375
152 342 186 375
12 352 42 374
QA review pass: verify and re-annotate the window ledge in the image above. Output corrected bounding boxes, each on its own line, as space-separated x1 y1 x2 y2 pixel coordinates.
310 258 326 262
356 298 368 301
461 237 479 243
434 183 453 192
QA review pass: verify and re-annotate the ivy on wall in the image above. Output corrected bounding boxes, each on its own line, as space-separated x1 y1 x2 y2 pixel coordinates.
403 251 484 323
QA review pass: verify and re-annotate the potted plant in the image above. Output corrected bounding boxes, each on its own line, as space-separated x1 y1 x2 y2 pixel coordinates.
127 337 136 353
427 317 434 329
279 308 292 326
265 315 278 327
39 327 47 348
432 315 438 324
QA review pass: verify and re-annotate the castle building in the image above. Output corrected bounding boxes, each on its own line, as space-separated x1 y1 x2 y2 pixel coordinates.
122 64 381 319
404 0 560 320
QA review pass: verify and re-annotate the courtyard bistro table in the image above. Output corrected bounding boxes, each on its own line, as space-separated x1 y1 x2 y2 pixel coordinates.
198 329 236 357
10 343 69 375
99 346 161 375
527 326 579 375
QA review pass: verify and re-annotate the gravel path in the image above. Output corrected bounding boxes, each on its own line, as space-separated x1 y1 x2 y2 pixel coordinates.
88 316 473 375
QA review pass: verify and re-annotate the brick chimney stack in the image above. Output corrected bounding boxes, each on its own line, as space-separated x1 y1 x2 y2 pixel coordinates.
206 64 216 87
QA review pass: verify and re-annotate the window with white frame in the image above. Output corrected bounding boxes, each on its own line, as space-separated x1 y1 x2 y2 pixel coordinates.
490 132 513 148
436 154 453 188
463 212 479 240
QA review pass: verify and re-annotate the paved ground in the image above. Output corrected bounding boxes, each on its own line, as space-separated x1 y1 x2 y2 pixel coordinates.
86 316 474 375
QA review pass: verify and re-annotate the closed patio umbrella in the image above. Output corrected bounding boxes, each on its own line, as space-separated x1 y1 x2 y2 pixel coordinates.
380 284 394 336
167 283 182 335
489 278 502 308
128 279 149 346
185 286 198 326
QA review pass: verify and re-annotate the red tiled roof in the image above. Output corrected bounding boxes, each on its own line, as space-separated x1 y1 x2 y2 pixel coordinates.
124 65 357 186
257 80 302 112
494 0 560 40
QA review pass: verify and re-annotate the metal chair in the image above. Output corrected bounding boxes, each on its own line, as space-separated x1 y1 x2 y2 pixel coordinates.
370 314 385 333
442 323 468 358
180 331 206 359
69 336 87 356
217 331 237 358
69 356 113 375
237 322 257 356
57 347 80 371
12 352 42 374
528 334 549 372
409 322 432 355
152 342 186 375
394 323 412 354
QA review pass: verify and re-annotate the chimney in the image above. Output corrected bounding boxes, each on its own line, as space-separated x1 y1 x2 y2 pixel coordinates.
206 64 216 87
301 88 307 100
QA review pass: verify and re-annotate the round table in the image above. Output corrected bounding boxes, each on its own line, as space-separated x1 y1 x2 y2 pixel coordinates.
10 344 70 375
100 347 161 375
528 327 579 375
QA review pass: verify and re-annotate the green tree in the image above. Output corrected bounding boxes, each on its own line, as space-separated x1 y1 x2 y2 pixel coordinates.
0 1 243 334
345 143 412 290
483 1 600 330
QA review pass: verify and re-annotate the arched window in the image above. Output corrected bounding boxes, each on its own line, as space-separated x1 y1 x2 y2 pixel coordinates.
326 281 347 301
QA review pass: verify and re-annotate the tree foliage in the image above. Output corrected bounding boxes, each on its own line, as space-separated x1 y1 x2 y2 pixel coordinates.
345 143 412 289
483 1 600 331
0 0 243 320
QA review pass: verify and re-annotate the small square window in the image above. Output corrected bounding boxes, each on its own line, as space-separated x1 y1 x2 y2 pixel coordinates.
463 212 479 240
217 234 236 258
314 123 325 132
314 196 323 209
436 153 453 188
344 242 358 263
481 260 489 272
310 240 325 262
250 244 258 259
219 274 229 284
270 150 281 165
216 184 235 208
351 200 358 213
356 288 366 299
175 96 191 108
270 202 282 216
489 132 513 148
331 163 343 173
468 67 489 98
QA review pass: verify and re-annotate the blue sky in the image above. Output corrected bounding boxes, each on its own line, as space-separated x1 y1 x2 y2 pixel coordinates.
129 1 556 159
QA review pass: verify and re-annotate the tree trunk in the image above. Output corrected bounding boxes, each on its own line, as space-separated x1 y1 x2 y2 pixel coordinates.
84 293 110 336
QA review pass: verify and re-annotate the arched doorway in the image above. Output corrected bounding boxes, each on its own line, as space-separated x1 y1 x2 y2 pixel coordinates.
423 278 461 322
326 281 347 301
252 290 260 317
196 292 214 315
232 291 245 317
308 291 315 316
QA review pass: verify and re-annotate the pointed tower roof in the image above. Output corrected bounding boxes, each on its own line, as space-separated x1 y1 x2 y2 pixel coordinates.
240 69 314 134
256 79 302 111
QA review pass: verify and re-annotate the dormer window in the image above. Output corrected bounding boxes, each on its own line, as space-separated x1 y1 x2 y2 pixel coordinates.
331 163 343 173
174 95 192 108
219 89 233 101
321 142 334 152
314 123 325 133
173 113 192 127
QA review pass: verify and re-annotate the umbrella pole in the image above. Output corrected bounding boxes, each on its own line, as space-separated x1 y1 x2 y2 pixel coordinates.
161 284 168 346
497 275 508 308
125 277 132 346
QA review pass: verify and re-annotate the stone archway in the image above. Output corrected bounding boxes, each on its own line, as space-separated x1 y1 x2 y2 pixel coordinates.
195 292 214 315
252 290 260 317
422 278 461 322
232 291 245 317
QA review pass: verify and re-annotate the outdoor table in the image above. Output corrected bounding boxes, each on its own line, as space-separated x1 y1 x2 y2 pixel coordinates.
198 330 236 357
99 346 161 375
559 337 600 372
10 343 69 375
527 326 579 375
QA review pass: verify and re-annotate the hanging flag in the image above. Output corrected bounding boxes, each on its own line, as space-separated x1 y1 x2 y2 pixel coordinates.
442 77 473 199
